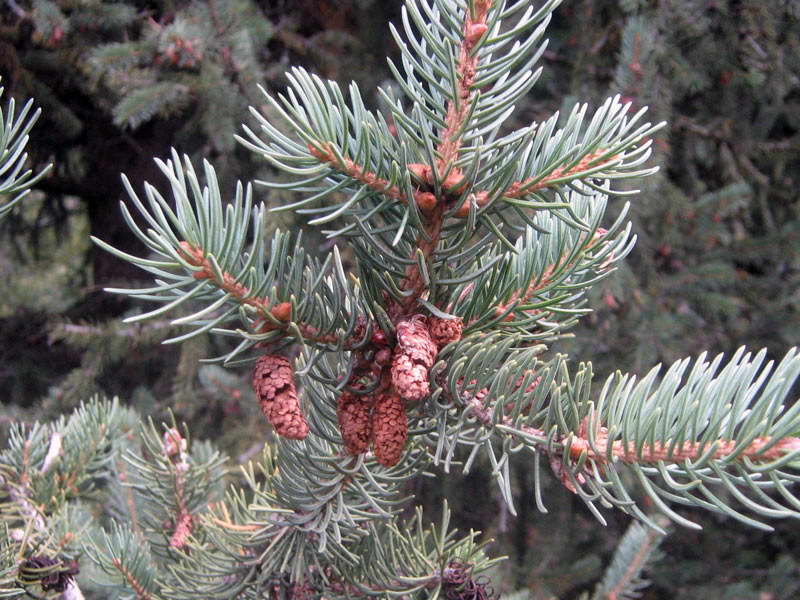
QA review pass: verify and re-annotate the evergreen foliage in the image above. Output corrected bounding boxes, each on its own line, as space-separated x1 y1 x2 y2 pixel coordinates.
0 0 282 286
0 80 50 218
1 1 799 599
561 0 800 373
585 518 666 600
5 0 270 143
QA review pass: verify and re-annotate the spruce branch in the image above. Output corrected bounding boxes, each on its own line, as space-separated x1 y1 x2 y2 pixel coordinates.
112 81 191 130
120 418 226 556
338 502 501 597
431 0 493 169
488 348 800 530
2 399 125 513
447 192 634 338
89 1 800 596
589 519 666 600
306 141 432 212
498 95 660 209
93 150 372 360
240 0 661 322
83 521 162 600
0 399 127 599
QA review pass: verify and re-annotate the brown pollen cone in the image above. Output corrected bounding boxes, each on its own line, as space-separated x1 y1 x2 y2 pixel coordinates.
372 390 408 467
253 354 309 440
337 390 373 455
428 316 463 349
391 318 438 403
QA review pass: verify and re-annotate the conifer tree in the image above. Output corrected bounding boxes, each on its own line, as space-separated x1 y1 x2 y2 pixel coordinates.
2 1 800 598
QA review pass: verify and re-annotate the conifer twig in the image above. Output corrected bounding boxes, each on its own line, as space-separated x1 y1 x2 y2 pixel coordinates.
488 228 610 321
162 429 194 549
111 559 153 600
436 0 492 170
307 142 433 211
568 430 800 466
178 241 355 345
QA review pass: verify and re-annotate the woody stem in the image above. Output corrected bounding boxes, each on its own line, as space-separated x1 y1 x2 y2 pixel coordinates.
435 0 491 174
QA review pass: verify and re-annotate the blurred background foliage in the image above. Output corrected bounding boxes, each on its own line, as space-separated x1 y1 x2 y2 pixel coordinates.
0 0 798 598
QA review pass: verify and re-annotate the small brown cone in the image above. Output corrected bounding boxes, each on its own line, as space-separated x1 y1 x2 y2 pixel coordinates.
372 390 408 467
253 355 309 440
428 316 463 349
337 391 373 455
390 318 438 403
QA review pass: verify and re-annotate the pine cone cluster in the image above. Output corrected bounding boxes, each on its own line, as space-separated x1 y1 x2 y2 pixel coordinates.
253 315 464 467
336 315 463 466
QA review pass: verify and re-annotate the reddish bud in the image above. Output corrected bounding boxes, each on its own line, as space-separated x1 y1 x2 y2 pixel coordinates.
417 192 437 214
163 428 185 458
465 23 488 45
408 162 433 184
603 291 619 310
441 168 467 194
375 348 392 366
270 301 292 322
178 241 204 265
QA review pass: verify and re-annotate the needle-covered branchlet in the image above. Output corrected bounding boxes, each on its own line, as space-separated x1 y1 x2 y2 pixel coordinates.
568 428 800 466
253 354 309 440
162 428 194 549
